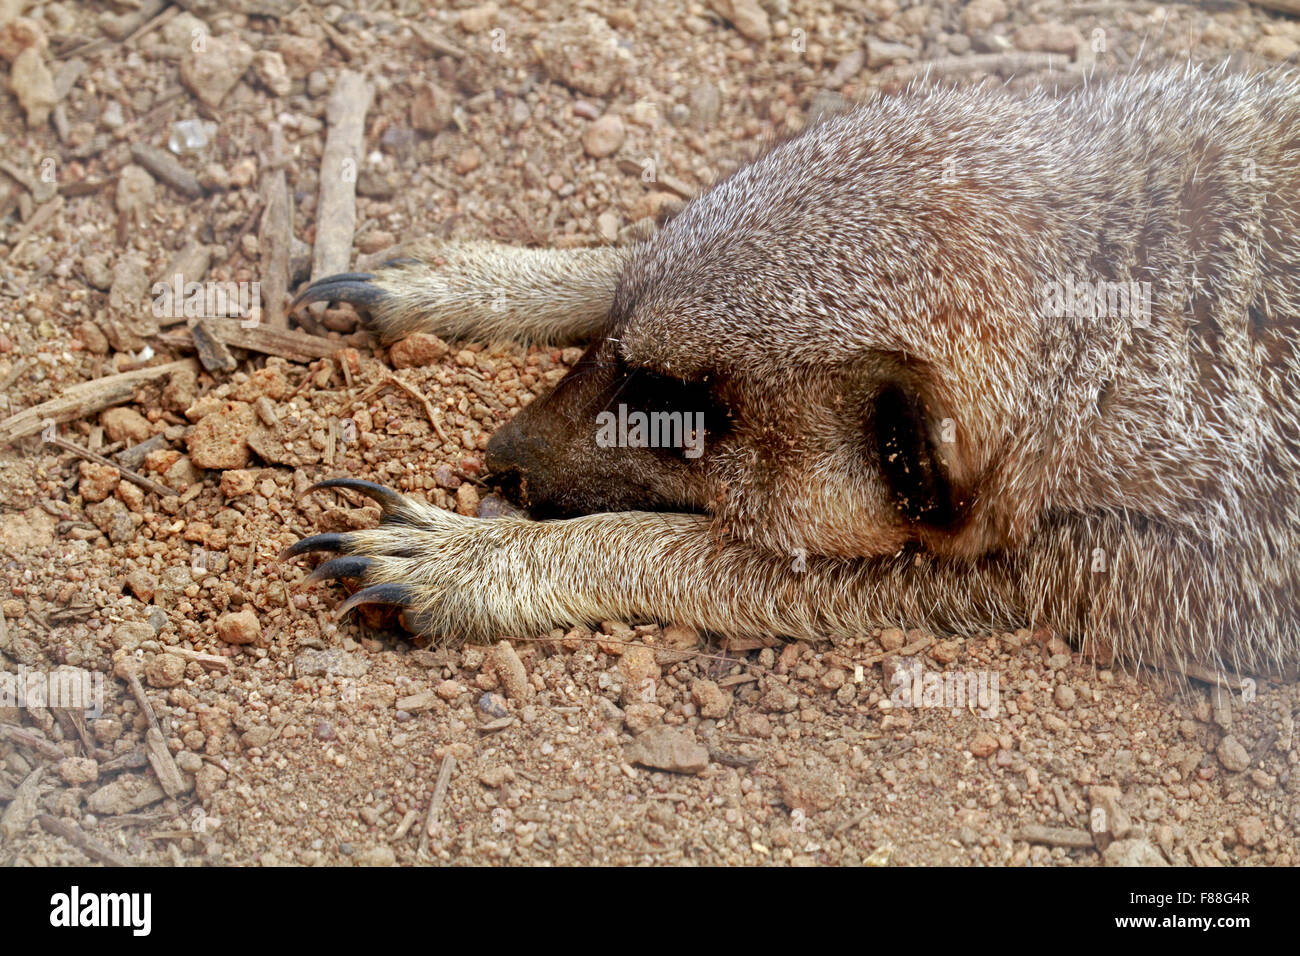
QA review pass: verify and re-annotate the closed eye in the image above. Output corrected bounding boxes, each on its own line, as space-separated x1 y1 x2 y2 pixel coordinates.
612 363 733 462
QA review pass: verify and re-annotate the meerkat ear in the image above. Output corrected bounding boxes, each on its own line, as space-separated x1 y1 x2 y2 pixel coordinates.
870 383 959 528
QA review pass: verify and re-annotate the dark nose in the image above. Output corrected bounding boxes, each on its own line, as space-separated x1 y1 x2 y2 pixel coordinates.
485 415 528 474
485 416 542 505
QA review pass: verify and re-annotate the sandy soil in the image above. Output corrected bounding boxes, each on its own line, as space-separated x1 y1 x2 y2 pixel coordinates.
0 0 1297 867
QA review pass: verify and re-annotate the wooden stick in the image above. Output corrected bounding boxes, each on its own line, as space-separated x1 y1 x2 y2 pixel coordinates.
121 665 188 799
155 239 212 324
1165 660 1262 691
122 2 179 47
1017 824 1095 849
419 752 456 858
9 196 63 244
47 434 177 497
130 143 204 199
218 195 264 271
38 815 134 867
310 71 373 317
409 22 468 60
379 373 450 443
259 124 293 330
99 747 148 774
163 646 232 672
157 322 342 362
58 177 113 197
124 667 160 734
460 371 507 415
0 358 197 445
855 632 935 668
62 707 98 757
116 433 168 471
0 767 43 839
52 58 86 103
145 726 187 799
189 319 238 372
393 808 419 841
0 158 54 203
304 3 362 60
0 723 65 761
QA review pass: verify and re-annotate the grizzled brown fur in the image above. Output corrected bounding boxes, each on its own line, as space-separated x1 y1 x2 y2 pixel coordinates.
289 65 1300 679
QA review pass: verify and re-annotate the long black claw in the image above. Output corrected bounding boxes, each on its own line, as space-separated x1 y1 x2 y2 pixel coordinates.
379 256 420 269
337 583 417 616
281 533 351 559
291 272 386 310
305 555 374 584
308 478 407 514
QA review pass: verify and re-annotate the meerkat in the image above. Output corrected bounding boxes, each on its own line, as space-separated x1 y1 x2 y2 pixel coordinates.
285 64 1300 680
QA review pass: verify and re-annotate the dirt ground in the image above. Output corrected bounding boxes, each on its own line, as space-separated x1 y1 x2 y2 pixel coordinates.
0 0 1297 867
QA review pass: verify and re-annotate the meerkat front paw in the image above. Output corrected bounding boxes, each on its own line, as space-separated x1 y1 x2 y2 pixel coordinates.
284 477 530 641
291 240 627 345
291 259 427 343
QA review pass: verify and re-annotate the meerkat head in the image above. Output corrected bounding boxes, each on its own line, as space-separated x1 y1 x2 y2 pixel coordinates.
490 89 1061 561
485 335 728 517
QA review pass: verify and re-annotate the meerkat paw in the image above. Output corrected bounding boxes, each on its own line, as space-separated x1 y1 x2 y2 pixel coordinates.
283 477 536 641
291 240 628 345
290 260 422 343
292 270 396 311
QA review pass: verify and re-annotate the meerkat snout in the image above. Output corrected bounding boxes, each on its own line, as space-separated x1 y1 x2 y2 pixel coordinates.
484 340 723 518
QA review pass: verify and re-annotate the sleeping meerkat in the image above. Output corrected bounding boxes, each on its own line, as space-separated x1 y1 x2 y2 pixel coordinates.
285 65 1300 680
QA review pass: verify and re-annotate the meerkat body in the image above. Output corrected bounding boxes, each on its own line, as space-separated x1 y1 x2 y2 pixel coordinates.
289 65 1300 679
